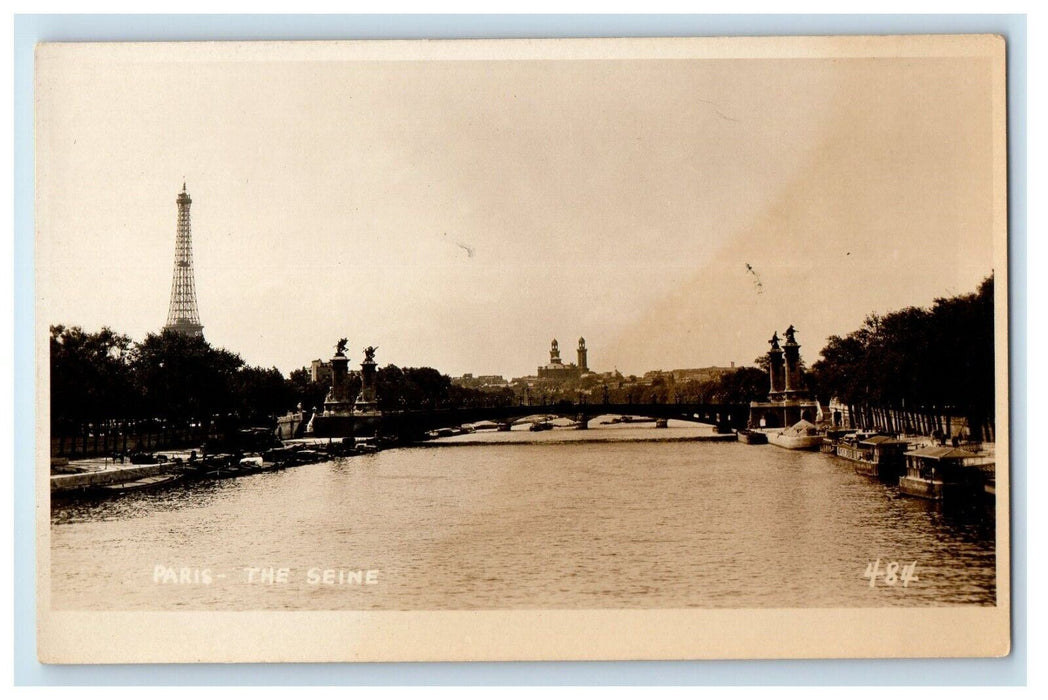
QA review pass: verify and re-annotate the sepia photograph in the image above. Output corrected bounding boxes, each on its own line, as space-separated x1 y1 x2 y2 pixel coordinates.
34 34 1010 662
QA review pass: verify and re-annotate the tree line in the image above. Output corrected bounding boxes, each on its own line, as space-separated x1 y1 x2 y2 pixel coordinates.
808 275 994 438
49 326 506 437
285 364 518 413
50 327 292 432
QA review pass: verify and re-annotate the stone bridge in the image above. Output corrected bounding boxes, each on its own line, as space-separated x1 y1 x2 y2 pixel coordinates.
319 402 749 441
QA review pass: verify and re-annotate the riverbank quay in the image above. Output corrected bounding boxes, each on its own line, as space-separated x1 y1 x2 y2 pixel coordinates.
49 439 364 502
50 460 180 490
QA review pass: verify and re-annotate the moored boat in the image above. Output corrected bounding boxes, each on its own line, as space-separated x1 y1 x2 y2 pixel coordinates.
767 420 822 450
898 446 993 501
737 429 768 445
835 434 909 480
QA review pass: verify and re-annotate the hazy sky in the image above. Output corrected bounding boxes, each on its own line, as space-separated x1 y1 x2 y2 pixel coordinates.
37 41 1000 378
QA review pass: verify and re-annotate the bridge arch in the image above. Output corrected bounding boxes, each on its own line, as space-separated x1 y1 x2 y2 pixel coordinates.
369 402 749 441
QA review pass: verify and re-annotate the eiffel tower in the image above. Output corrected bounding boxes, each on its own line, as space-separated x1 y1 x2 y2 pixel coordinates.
164 183 204 337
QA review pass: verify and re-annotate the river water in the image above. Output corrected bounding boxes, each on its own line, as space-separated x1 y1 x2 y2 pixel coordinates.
50 420 996 610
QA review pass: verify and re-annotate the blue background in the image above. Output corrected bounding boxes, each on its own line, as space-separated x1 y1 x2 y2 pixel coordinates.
13 13 1028 686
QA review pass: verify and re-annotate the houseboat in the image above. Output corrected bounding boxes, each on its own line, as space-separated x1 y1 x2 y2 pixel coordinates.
767 420 822 450
898 446 994 501
818 429 855 454
835 434 910 480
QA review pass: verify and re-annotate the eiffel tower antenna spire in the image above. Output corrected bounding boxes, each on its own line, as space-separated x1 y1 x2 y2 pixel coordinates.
164 183 204 337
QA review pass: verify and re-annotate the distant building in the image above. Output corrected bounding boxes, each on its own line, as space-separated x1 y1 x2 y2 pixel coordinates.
537 338 590 383
669 365 736 384
453 373 509 390
310 359 332 385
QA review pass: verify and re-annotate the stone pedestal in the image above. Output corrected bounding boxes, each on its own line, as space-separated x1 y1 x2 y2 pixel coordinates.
748 399 819 429
768 347 785 401
749 327 816 429
783 340 803 398
354 357 379 414
324 353 353 416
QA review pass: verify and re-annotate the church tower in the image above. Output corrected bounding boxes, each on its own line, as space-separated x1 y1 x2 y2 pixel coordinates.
577 337 588 372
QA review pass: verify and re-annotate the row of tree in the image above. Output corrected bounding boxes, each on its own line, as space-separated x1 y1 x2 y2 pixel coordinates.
808 275 994 436
50 327 293 430
49 326 509 435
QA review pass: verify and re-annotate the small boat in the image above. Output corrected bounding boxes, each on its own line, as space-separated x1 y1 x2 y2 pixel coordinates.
529 421 553 432
767 420 822 450
201 457 255 479
293 449 324 464
247 457 284 472
203 466 242 479
737 429 768 445
654 418 669 429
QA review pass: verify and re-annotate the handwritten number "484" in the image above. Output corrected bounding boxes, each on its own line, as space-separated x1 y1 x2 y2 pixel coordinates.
864 559 919 588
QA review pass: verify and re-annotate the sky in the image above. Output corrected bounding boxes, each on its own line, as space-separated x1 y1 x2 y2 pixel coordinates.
36 40 1001 379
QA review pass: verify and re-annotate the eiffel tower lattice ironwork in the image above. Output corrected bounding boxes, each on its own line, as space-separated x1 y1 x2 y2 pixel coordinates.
164 183 204 337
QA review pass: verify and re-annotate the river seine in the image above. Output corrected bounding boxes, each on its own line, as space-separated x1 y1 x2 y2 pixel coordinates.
50 421 996 610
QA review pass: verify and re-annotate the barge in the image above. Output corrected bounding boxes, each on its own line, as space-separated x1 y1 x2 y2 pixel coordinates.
767 420 822 450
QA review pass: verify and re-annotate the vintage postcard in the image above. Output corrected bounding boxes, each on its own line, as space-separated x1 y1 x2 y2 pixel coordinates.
35 35 1009 662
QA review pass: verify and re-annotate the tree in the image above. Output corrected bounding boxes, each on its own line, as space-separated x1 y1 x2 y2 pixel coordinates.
130 329 244 422
50 325 134 424
711 367 768 404
287 367 330 412
808 274 994 437
234 365 293 422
